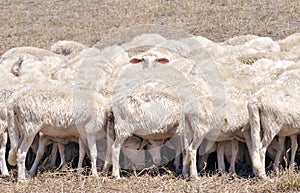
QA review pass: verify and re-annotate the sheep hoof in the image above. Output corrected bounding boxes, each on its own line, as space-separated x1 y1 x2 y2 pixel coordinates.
258 173 267 179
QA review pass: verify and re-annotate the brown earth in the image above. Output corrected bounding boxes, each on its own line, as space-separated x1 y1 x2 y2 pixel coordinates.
1 0 300 55
1 0 300 192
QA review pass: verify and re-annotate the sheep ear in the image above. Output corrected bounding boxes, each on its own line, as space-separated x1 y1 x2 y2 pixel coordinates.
129 58 143 63
11 58 23 76
157 58 169 63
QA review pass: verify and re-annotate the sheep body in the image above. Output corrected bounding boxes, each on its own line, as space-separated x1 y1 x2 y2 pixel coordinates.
248 69 300 178
0 86 21 177
7 85 110 180
0 46 67 74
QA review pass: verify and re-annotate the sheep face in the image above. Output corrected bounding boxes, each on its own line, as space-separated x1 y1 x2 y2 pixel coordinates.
129 55 169 69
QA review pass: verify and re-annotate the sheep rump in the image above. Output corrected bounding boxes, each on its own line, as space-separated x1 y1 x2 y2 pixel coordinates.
7 85 110 180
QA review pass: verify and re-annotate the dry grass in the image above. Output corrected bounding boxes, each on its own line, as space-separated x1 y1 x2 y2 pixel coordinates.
1 0 300 55
1 0 300 192
1 167 300 193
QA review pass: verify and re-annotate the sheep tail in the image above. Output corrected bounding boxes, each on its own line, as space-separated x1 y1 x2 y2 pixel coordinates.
248 98 263 175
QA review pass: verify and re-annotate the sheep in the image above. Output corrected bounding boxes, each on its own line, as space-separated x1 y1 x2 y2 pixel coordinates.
277 33 300 52
105 48 217 179
203 57 298 176
202 36 282 65
105 34 225 178
222 35 259 46
7 84 111 181
264 134 299 172
149 137 183 172
51 47 99 84
107 80 183 179
214 59 298 173
28 133 84 177
248 69 300 178
0 46 67 76
0 86 20 177
0 68 21 176
113 34 298 177
198 140 250 173
63 45 129 93
120 136 147 170
50 40 87 59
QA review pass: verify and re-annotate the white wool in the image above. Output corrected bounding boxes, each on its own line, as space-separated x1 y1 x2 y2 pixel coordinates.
0 66 20 86
248 69 300 178
50 40 87 58
196 36 214 46
277 33 300 52
284 44 300 61
52 67 77 84
122 33 168 50
222 35 259 46
244 37 281 53
0 47 67 74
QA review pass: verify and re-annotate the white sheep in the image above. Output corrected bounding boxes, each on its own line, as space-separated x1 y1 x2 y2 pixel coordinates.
7 84 111 181
0 46 67 75
28 133 84 177
209 56 298 175
0 86 20 177
105 48 217 179
50 40 87 59
120 136 147 170
263 134 298 172
198 140 251 173
0 68 21 176
277 33 300 52
107 80 183 179
248 69 300 178
222 35 259 46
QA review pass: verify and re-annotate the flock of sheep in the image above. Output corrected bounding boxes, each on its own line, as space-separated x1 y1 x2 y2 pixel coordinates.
0 32 300 181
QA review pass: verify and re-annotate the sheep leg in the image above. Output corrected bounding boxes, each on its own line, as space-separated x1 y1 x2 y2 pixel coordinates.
217 141 226 174
103 125 115 174
182 116 192 177
189 136 204 179
112 137 125 179
289 134 298 169
242 127 258 175
273 136 285 172
248 100 266 178
77 138 85 173
0 131 9 177
198 152 209 172
229 140 238 174
7 111 18 166
182 133 190 177
173 137 182 173
17 134 36 181
58 143 66 168
102 139 112 174
50 143 58 168
29 135 49 177
259 128 278 177
87 135 98 177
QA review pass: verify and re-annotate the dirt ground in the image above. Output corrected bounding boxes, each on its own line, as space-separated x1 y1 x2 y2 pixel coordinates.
1 0 300 55
1 0 300 192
